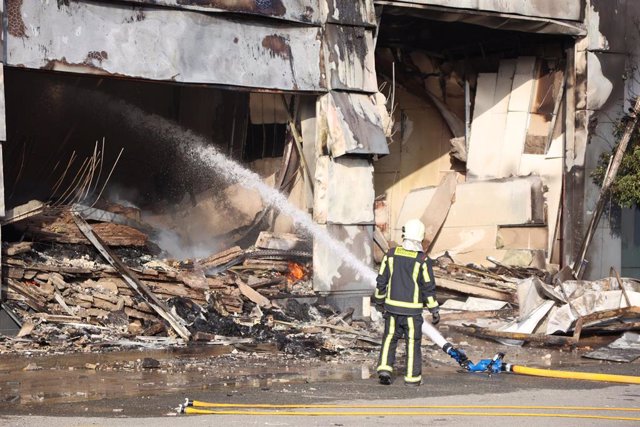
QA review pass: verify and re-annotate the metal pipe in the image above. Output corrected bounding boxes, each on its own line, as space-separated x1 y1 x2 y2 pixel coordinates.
464 79 471 153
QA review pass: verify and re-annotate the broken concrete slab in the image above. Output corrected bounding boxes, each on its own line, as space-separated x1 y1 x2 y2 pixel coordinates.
497 225 548 250
255 231 310 252
400 176 544 229
430 226 498 255
313 156 375 225
317 91 389 158
313 224 373 294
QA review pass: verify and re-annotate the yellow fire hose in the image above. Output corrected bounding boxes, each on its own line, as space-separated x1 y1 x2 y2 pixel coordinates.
181 406 640 421
506 364 640 384
180 400 640 421
187 400 640 411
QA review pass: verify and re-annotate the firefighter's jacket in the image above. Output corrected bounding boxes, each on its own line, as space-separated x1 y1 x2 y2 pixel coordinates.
374 247 438 316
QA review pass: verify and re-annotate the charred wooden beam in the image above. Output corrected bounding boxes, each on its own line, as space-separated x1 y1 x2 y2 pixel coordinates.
447 324 575 346
71 210 191 341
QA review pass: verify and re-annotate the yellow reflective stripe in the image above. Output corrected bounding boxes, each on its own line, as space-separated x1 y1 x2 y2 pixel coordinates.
407 317 415 381
378 255 388 275
411 262 420 304
385 299 423 309
374 288 386 298
377 365 393 372
422 262 431 282
386 257 394 301
404 375 422 383
394 247 418 258
379 316 395 370
426 296 439 309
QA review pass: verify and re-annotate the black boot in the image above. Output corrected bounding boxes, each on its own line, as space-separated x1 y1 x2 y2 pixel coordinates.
378 371 392 385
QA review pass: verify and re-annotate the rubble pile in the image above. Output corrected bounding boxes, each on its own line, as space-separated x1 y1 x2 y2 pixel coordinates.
0 203 377 357
433 252 640 359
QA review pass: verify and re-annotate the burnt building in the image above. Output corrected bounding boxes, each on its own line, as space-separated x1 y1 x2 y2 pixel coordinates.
0 1 638 315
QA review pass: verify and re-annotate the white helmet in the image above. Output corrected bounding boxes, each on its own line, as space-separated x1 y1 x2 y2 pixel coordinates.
402 219 425 241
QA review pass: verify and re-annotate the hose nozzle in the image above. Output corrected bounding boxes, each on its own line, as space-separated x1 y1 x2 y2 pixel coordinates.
443 343 471 370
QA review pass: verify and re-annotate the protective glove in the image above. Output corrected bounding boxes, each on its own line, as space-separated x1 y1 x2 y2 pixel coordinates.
371 296 384 312
429 307 440 325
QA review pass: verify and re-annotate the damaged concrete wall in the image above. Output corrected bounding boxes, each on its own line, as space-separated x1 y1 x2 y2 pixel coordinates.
6 0 324 91
568 0 640 279
311 1 383 296
123 0 323 24
317 91 389 157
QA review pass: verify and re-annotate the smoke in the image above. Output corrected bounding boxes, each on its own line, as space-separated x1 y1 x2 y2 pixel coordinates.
84 87 377 283
153 228 221 260
106 185 141 210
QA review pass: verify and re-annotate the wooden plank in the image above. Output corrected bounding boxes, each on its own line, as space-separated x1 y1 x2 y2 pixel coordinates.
572 306 640 341
447 324 574 346
3 242 33 256
499 111 528 177
494 59 517 113
467 73 498 177
247 277 286 290
422 172 457 252
508 57 537 112
177 271 209 290
236 280 272 308
199 246 244 268
54 292 75 316
440 308 517 322
435 276 516 303
6 279 47 311
19 209 149 246
33 313 82 323
71 211 191 340
1 200 45 225
16 320 35 338
240 259 289 272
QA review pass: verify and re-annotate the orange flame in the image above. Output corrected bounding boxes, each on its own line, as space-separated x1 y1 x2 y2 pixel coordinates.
286 261 306 283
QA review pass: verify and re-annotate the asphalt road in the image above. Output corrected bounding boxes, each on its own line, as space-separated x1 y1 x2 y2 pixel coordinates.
2 362 639 426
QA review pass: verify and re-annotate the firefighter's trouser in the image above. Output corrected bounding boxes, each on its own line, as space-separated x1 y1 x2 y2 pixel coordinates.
376 312 423 384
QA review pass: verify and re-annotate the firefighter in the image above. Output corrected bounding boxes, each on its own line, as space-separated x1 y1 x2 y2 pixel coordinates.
373 218 440 386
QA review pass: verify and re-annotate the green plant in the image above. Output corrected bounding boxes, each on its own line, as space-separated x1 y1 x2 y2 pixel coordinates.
591 112 640 208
